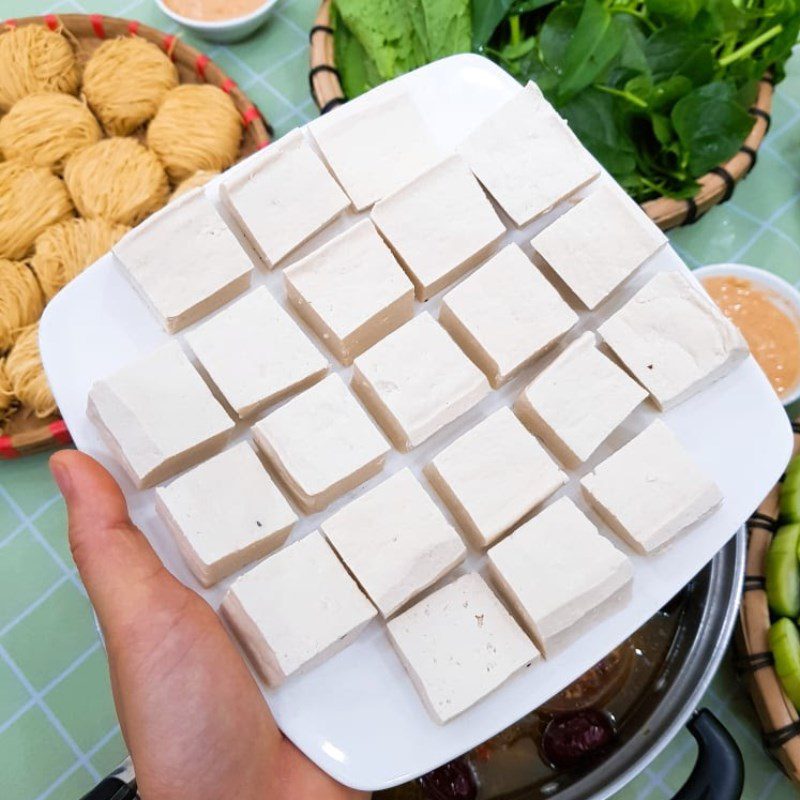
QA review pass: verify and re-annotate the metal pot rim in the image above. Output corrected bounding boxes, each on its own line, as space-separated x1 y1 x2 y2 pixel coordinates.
554 528 746 800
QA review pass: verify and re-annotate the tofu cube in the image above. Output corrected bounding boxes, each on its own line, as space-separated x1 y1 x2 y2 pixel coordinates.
221 531 376 686
284 219 414 365
458 82 599 226
581 419 723 553
439 244 578 387
371 155 505 300
531 186 667 309
219 129 350 267
321 468 466 617
352 313 491 451
87 341 234 488
185 286 328 418
488 497 632 654
387 573 539 724
155 442 297 587
309 90 442 210
252 374 390 513
515 332 648 467
113 189 252 333
424 407 566 548
598 271 749 410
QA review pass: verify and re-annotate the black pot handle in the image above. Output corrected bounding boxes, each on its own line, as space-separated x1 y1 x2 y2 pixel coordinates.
670 709 744 800
78 759 137 800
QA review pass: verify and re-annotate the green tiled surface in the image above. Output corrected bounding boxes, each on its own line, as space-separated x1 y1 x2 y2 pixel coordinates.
0 1 798 797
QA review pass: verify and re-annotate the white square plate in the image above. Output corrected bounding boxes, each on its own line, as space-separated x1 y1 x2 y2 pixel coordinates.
40 55 791 791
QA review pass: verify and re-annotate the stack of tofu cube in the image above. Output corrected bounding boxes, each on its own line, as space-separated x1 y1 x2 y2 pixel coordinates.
88 81 747 724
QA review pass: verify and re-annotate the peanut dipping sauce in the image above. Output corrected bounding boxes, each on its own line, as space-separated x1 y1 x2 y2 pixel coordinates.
163 0 265 21
702 276 800 398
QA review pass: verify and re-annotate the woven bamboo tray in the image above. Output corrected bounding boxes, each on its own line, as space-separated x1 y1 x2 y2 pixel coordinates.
309 0 773 232
0 12 272 460
737 417 800 786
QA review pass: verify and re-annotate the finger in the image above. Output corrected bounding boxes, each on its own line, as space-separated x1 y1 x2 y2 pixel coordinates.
50 450 189 644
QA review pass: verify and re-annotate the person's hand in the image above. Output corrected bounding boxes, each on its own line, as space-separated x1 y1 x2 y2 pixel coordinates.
50 450 368 800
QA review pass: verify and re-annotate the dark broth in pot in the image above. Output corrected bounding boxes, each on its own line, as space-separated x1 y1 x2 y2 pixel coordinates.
378 593 684 800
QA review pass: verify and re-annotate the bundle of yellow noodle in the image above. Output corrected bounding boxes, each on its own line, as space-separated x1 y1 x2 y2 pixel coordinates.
5 323 56 419
0 92 102 172
82 37 179 136
0 260 44 352
64 137 169 226
31 217 129 301
148 84 242 181
0 358 16 425
0 25 79 112
0 161 73 259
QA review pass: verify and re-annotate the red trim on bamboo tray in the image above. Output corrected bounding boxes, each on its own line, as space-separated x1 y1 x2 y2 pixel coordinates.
49 420 72 446
0 436 19 460
195 52 210 78
127 19 140 35
89 13 106 38
220 77 236 94
242 105 259 126
162 33 177 57
44 14 58 30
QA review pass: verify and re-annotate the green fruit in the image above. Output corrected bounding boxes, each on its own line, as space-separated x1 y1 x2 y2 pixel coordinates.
780 489 800 523
784 459 800 496
766 524 800 617
770 618 800 710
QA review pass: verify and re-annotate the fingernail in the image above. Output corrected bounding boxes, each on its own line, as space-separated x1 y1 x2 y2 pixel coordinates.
50 458 72 498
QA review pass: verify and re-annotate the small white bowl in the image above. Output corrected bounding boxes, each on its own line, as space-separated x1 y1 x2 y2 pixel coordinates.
694 262 800 405
155 0 279 43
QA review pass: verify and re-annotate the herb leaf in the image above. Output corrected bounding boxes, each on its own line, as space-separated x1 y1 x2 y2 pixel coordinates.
471 0 515 49
557 0 623 101
645 0 703 24
644 29 715 86
671 81 755 176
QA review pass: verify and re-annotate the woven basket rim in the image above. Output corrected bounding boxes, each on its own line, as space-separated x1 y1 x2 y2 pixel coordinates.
737 419 800 786
0 12 273 459
308 0 773 232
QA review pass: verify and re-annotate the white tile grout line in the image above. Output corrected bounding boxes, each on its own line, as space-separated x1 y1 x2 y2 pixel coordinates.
756 770 787 800
0 640 102 736
0 644 100 782
274 7 309 39
0 493 61 549
0 575 71 638
0 485 85 598
34 724 123 800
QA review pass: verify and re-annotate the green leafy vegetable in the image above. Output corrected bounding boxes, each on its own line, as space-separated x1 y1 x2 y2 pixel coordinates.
558 0 623 101
471 1 514 49
671 81 755 175
332 0 471 98
332 0 799 201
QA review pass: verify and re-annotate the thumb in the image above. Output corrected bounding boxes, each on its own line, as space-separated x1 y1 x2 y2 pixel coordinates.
50 450 189 646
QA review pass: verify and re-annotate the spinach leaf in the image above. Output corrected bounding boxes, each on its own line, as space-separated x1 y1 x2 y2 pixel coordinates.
644 28 715 85
645 0 702 24
671 81 754 175
539 2 580 73
616 14 649 74
558 0 623 101
511 0 560 12
560 88 636 178
471 0 515 49
650 75 693 111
